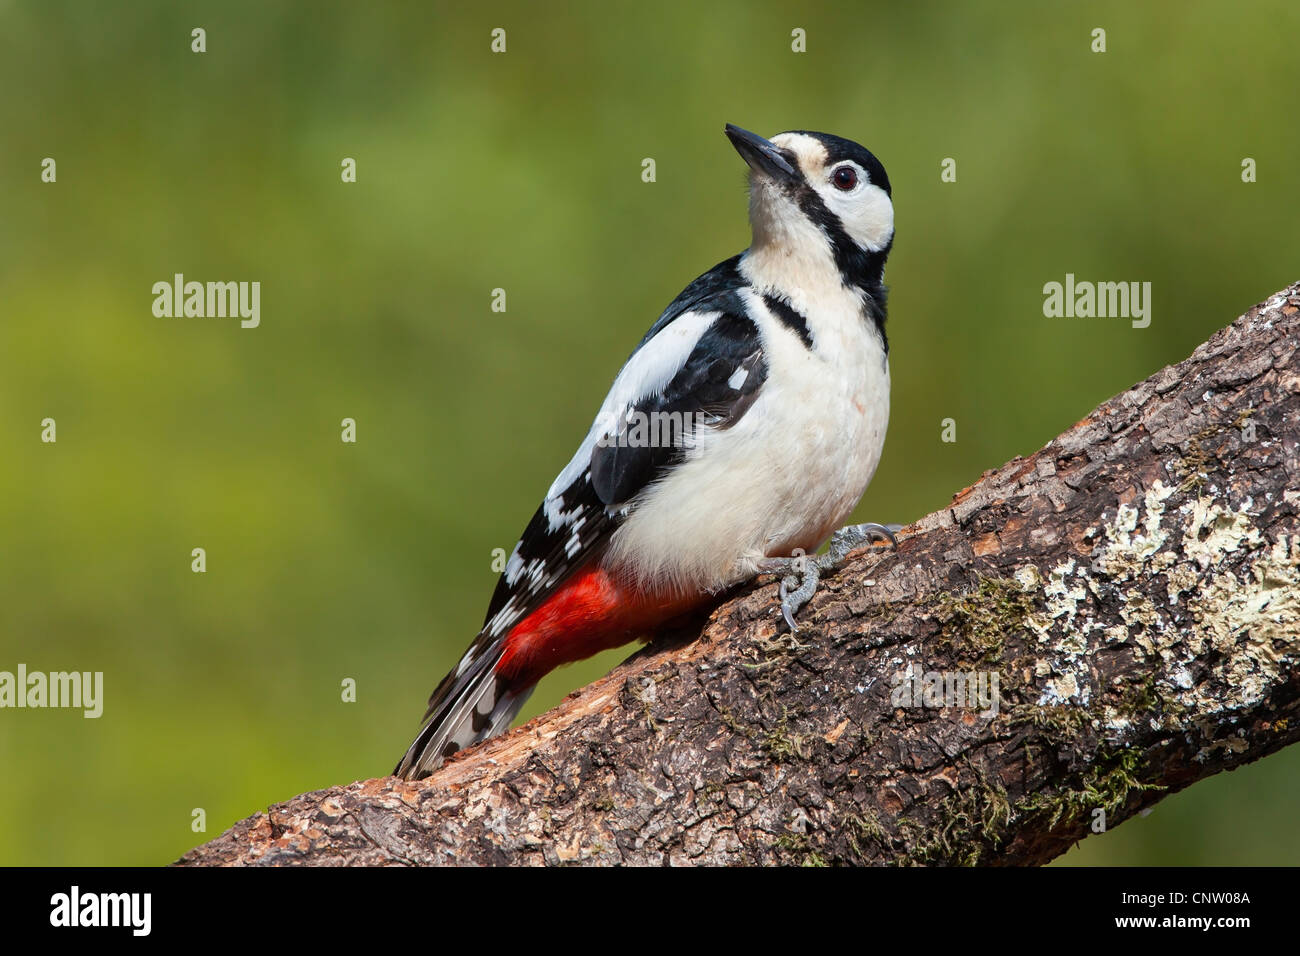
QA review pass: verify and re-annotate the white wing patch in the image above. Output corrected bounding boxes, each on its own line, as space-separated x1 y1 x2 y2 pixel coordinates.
546 309 721 507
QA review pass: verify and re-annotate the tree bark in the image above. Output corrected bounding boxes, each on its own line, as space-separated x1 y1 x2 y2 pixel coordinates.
178 282 1300 866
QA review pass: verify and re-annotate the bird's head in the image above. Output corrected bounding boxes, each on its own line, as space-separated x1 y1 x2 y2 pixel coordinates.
725 124 893 291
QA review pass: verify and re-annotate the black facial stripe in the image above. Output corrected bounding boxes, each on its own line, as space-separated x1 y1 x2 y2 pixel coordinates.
762 293 813 349
793 186 890 353
793 181 887 284
768 130 892 351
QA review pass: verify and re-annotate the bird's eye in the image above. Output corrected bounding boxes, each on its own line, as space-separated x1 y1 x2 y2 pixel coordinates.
832 166 858 190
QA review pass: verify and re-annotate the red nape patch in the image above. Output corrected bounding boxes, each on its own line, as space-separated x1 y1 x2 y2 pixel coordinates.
494 566 705 688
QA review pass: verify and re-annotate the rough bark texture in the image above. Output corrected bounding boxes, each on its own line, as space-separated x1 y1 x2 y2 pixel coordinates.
180 283 1300 866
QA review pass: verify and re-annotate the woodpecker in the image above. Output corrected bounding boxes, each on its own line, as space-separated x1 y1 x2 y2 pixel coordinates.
395 124 897 780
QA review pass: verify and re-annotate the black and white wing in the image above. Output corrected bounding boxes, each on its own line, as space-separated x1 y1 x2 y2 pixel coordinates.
395 258 769 776
481 259 767 644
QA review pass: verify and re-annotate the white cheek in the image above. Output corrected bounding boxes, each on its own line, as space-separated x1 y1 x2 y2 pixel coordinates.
819 183 895 252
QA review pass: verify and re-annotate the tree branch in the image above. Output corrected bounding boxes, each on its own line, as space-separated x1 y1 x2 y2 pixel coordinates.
178 282 1300 866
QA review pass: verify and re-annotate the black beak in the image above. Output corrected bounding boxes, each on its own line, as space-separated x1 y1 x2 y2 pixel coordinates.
725 124 797 182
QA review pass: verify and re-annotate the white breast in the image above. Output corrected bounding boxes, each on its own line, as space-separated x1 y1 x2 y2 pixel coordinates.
603 269 890 597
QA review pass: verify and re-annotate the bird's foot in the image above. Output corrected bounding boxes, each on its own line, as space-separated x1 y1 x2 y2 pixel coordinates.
758 522 900 632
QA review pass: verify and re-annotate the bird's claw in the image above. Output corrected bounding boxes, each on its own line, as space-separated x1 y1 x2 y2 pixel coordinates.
825 522 899 564
779 562 821 633
768 522 901 633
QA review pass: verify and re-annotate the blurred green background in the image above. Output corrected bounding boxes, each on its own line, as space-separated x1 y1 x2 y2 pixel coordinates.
1 0 1297 866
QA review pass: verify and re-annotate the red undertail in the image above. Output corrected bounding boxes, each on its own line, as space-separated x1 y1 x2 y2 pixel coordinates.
495 564 705 688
